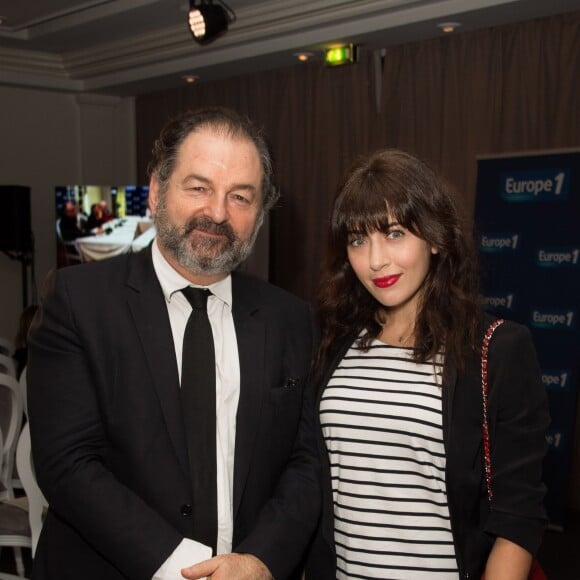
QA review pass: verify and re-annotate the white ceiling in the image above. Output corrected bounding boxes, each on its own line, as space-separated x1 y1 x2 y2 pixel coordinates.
0 0 577 96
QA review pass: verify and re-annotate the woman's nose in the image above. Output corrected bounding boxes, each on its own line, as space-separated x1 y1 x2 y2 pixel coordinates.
369 239 390 271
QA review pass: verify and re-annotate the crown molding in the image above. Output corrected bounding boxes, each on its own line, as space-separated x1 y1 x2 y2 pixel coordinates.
0 0 520 94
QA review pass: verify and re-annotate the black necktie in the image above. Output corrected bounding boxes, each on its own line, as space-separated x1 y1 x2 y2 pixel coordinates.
180 287 217 553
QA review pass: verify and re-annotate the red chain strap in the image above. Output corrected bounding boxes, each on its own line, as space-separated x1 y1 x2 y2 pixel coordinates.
481 318 505 501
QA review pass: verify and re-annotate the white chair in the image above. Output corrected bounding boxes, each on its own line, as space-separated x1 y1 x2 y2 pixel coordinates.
0 337 14 358
18 369 28 421
0 385 27 580
0 428 6 501
0 354 16 378
0 374 23 501
10 369 29 492
15 423 47 556
0 423 47 579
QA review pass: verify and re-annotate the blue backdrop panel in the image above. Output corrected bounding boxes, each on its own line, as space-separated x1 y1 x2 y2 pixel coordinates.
475 150 580 529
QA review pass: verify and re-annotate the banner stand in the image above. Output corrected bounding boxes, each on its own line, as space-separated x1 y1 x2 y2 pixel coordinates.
475 149 580 530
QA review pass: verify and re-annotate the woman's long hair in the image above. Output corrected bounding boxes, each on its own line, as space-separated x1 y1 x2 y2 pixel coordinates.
15 304 39 350
316 149 480 377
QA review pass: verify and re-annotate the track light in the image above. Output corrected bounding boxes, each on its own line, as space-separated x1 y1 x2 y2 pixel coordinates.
188 0 236 45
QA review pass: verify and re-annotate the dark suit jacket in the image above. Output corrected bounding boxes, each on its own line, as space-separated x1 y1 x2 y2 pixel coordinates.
27 247 320 580
306 314 549 579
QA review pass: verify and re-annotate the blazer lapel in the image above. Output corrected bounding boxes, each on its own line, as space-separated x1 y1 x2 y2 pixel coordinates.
231 274 266 516
442 363 458 448
442 317 488 448
125 248 190 480
317 336 357 554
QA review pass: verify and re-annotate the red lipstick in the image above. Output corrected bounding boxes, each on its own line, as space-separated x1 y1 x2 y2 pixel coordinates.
373 274 401 288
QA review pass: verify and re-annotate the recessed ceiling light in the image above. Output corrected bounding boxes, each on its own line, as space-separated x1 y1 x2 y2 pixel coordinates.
437 22 461 33
294 52 313 62
182 74 199 84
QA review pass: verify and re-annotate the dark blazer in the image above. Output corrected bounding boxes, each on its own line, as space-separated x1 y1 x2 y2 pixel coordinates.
27 247 320 580
306 314 549 579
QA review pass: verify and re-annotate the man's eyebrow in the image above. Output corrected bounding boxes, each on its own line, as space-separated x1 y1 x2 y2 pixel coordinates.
230 183 258 193
181 173 258 193
181 173 210 185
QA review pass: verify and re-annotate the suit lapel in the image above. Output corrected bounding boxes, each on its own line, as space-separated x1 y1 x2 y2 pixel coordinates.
125 248 190 480
231 274 266 516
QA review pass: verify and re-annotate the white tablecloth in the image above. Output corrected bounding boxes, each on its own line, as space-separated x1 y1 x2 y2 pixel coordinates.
131 225 156 252
76 216 153 261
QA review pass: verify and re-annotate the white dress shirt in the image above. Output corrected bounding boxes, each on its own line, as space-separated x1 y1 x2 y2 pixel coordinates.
151 240 240 579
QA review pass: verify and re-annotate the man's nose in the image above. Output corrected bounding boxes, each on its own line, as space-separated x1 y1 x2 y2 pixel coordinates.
205 194 228 223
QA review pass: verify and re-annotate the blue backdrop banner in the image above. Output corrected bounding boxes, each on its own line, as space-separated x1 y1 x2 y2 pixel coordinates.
474 149 580 530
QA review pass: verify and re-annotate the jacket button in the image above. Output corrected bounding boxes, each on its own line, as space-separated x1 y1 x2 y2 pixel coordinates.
180 504 192 517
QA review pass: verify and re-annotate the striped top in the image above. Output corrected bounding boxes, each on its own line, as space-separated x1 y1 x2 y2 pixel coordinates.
320 339 459 579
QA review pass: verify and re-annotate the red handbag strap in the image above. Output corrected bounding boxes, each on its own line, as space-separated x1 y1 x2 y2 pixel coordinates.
480 318 547 580
481 318 505 502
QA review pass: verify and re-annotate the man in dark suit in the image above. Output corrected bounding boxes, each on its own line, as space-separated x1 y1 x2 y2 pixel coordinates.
27 108 320 580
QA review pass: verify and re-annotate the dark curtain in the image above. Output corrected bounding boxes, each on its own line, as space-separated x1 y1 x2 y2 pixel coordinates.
136 11 580 305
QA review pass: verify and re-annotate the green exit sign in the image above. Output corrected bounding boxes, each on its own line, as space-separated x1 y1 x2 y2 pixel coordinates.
324 44 359 66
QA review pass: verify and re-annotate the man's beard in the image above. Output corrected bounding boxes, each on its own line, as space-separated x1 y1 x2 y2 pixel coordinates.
154 198 260 277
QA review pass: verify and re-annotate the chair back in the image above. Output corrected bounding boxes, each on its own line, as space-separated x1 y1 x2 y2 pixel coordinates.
0 336 14 357
19 367 28 419
0 426 5 501
16 422 48 556
56 217 63 241
56 218 84 265
0 353 16 378
0 373 24 499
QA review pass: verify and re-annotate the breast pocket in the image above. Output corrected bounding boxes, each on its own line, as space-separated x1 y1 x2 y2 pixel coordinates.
270 376 301 404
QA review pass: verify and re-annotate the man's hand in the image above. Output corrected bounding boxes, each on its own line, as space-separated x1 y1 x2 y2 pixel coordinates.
181 553 272 580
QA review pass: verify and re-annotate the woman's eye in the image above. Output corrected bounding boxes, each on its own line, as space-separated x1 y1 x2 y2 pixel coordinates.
348 237 365 247
387 229 404 239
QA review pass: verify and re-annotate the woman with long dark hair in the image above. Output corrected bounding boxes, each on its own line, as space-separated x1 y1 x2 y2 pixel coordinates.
307 149 549 579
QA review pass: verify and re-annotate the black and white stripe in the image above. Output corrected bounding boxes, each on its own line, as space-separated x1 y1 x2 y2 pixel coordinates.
320 340 458 579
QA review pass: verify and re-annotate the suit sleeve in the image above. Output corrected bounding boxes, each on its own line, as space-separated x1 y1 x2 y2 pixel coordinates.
27 270 182 579
234 302 321 579
483 321 550 555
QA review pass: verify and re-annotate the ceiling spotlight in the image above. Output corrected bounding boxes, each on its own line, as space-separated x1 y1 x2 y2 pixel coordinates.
437 22 461 33
294 52 313 62
188 0 236 45
182 74 199 84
